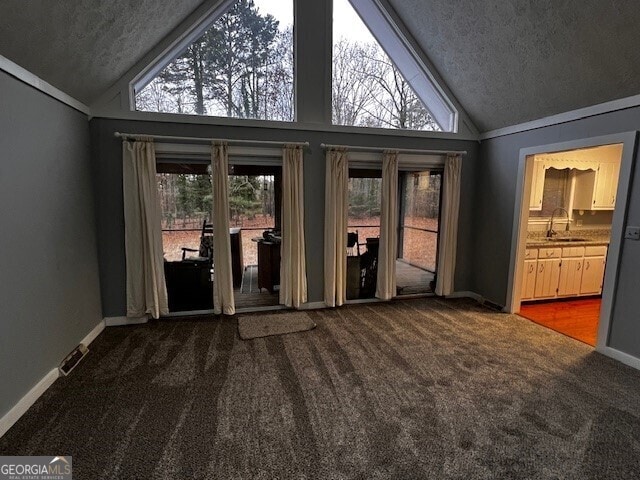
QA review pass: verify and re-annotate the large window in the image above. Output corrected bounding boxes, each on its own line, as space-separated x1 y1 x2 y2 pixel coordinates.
332 0 455 131
157 167 212 262
135 0 294 121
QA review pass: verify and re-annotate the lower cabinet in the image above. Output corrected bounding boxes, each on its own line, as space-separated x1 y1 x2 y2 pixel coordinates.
522 245 607 301
557 258 583 296
580 256 606 295
533 259 562 298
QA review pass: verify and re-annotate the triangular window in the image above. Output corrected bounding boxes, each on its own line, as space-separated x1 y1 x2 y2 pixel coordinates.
332 0 457 132
134 0 294 121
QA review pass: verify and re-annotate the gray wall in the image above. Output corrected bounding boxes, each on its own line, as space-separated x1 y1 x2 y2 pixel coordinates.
475 109 640 358
0 72 103 418
90 118 479 317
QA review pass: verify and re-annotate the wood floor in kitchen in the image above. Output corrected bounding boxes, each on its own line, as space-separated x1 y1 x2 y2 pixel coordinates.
518 298 601 346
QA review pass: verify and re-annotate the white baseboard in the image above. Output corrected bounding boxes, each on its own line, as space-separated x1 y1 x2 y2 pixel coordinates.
80 319 105 347
299 301 327 310
0 369 60 438
598 346 640 371
0 318 107 439
104 315 149 326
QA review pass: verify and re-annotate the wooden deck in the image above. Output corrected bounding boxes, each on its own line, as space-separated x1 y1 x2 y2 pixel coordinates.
396 260 434 295
235 265 280 309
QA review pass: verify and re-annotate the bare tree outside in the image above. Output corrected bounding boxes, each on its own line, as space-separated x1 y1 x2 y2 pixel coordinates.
135 0 440 131
136 0 294 122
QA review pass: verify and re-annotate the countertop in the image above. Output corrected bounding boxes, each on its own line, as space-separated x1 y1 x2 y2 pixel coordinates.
526 235 610 248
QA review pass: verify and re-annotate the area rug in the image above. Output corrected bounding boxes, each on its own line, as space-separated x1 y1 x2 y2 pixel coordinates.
237 311 316 339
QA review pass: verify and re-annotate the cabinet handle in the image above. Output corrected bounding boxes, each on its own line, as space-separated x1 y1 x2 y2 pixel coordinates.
586 261 590 270
612 196 615 204
539 264 544 273
577 262 581 271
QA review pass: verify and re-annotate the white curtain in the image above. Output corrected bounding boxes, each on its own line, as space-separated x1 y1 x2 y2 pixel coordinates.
324 149 349 307
435 153 462 296
280 146 308 308
376 151 399 300
122 139 168 319
211 143 235 315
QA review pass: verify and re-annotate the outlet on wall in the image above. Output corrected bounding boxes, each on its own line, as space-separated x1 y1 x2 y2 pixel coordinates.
625 226 640 240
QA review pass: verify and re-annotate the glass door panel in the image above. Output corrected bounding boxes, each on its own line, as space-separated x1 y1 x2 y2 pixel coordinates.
397 170 442 295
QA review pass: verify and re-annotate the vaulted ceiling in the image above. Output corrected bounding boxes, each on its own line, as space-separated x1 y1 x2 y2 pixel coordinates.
0 0 201 104
2 0 640 132
389 0 640 131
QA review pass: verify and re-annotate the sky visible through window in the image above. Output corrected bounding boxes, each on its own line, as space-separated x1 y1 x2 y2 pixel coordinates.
136 0 294 121
135 0 439 130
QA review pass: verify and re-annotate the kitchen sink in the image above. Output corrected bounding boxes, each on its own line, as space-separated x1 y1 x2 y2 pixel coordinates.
545 237 588 242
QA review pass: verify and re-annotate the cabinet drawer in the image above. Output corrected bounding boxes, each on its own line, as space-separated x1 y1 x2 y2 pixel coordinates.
562 246 585 258
524 249 538 260
538 248 562 259
584 245 607 256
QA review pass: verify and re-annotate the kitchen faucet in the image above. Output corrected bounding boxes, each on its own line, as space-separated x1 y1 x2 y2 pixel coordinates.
547 207 570 237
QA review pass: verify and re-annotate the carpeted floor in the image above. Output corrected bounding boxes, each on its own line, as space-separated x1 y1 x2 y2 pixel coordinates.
2 298 640 479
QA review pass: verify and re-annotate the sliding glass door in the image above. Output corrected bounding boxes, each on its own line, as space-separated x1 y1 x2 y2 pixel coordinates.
396 170 443 295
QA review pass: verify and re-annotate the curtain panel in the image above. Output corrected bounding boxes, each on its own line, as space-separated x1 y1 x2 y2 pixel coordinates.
324 149 349 307
376 151 399 300
435 153 462 296
280 146 308 308
211 143 235 315
122 139 168 319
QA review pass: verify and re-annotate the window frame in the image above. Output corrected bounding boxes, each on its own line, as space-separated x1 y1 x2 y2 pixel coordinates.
332 0 458 132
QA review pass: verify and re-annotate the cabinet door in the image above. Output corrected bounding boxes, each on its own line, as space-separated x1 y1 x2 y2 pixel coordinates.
529 160 545 210
593 162 620 209
558 258 583 296
580 256 606 295
521 260 537 300
534 259 561 298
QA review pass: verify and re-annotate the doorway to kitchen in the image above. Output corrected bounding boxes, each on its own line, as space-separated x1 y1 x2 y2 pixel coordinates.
507 134 635 350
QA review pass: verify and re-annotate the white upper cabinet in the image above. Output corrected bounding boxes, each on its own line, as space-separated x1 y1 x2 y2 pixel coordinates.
529 159 545 210
573 161 620 210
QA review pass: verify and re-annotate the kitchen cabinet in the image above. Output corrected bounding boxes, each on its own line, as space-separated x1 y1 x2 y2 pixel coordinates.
521 244 607 302
557 258 583 296
529 159 545 210
580 246 607 295
521 259 538 300
573 162 620 210
533 259 562 298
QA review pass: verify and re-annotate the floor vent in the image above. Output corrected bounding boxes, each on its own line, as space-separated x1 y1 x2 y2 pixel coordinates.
59 344 89 376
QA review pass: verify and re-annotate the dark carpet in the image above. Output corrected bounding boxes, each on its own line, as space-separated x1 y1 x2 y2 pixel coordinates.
2 298 640 479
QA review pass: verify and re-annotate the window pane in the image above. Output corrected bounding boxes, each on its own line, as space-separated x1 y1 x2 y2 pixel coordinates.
397 170 441 294
400 229 438 272
157 172 212 261
529 168 570 217
332 0 441 131
402 171 441 231
136 0 294 122
228 174 277 267
348 176 381 239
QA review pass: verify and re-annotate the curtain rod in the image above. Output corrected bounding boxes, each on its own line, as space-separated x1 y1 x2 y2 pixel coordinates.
114 132 309 148
319 143 466 155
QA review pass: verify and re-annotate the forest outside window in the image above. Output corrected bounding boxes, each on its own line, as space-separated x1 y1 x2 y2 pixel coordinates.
134 0 294 121
332 0 456 132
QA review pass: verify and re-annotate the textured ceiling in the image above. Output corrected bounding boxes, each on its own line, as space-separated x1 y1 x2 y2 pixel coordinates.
0 0 202 104
2 1 640 131
388 0 640 131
